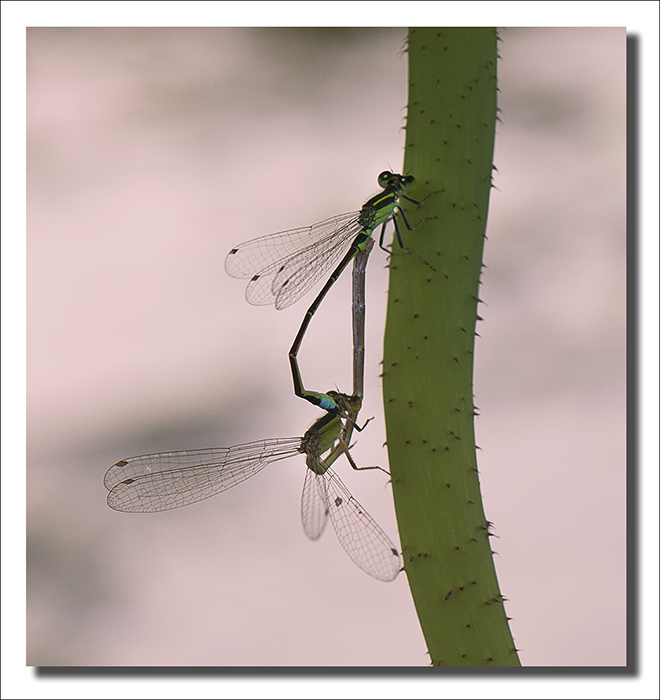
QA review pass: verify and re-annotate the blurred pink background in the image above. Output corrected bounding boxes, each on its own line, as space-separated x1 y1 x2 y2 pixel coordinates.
27 27 625 666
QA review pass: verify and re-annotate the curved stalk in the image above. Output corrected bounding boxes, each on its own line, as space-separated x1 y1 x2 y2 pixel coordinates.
383 27 520 667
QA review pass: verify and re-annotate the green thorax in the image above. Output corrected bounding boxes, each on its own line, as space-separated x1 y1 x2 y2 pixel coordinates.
358 171 414 233
299 411 344 475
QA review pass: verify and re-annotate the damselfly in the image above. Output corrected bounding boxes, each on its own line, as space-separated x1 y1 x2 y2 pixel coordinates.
225 171 432 408
104 394 401 582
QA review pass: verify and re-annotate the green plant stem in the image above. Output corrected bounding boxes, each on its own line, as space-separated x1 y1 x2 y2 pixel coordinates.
382 27 520 667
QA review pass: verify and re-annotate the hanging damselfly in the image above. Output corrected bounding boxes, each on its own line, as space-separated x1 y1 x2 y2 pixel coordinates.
104 393 401 582
225 171 432 408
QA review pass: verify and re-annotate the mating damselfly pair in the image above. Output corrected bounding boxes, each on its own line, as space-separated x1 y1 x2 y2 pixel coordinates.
105 171 430 580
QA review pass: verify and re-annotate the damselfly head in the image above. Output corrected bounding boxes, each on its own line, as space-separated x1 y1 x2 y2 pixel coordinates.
377 170 394 187
377 171 415 193
326 390 362 414
401 174 416 190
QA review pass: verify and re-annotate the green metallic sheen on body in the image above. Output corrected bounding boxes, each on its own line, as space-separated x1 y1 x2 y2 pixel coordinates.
291 173 417 406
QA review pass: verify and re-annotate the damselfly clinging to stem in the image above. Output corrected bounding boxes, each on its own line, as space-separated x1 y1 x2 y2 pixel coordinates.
225 171 433 410
104 392 401 582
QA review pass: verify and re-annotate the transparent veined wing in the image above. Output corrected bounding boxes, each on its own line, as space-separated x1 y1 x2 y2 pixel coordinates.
300 465 329 541
104 438 301 513
225 212 362 309
321 465 402 582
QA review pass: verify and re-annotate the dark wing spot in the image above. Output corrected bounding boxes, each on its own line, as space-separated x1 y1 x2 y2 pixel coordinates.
334 496 343 507
121 478 135 485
